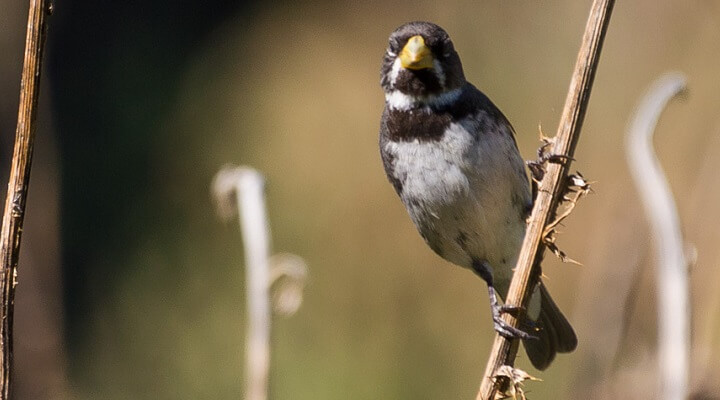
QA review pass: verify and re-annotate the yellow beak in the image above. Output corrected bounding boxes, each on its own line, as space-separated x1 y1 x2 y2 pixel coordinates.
399 35 434 70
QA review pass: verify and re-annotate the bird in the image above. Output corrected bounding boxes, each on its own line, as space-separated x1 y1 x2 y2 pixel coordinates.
378 21 577 370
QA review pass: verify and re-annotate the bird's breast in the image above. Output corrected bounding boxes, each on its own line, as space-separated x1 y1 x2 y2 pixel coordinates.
381 111 530 272
384 120 475 206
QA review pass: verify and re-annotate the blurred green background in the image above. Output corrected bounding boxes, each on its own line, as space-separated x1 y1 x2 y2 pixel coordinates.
2 0 720 399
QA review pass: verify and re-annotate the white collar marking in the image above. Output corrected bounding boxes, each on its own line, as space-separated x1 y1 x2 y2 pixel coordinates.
385 87 463 111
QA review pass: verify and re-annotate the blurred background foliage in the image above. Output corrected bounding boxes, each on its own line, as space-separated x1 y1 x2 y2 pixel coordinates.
1 0 720 399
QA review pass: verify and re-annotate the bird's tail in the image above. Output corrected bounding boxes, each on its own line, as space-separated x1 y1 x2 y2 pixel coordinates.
522 283 577 370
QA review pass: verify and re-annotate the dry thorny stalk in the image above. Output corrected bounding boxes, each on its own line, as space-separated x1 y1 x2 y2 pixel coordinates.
527 127 595 267
479 0 615 398
534 127 595 267
489 135 594 399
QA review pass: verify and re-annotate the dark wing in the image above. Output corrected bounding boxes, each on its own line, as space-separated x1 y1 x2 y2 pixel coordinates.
379 106 404 195
459 83 521 149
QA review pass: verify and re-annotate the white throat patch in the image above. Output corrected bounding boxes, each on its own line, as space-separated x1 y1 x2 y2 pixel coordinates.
384 53 460 111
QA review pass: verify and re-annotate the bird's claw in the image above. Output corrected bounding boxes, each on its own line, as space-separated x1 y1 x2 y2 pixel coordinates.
527 152 574 183
492 304 538 341
498 304 525 317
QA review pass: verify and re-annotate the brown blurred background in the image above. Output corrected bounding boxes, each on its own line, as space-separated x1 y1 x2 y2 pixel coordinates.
1 0 719 399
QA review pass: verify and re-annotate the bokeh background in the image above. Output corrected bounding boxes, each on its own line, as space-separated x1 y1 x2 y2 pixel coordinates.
1 0 720 399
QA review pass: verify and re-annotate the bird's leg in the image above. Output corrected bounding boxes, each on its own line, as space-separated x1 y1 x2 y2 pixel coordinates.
472 260 538 340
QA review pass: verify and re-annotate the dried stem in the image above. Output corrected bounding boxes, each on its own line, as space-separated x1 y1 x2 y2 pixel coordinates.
625 73 689 400
212 165 308 400
477 0 614 398
0 1 51 399
213 166 272 400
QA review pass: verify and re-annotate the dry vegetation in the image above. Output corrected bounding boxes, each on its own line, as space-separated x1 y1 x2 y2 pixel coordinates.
1 1 720 399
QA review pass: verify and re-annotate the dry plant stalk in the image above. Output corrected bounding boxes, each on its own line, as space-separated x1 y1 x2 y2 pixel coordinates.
625 73 689 400
0 1 51 399
213 167 272 400
478 0 615 398
212 165 307 400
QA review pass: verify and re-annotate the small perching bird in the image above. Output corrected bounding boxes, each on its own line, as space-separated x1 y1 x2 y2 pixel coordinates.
378 21 577 370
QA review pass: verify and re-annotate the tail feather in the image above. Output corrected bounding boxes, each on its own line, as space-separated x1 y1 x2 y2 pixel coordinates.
523 283 577 370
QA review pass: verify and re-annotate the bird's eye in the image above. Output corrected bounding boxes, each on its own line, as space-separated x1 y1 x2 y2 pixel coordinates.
425 37 448 58
439 39 454 59
389 37 403 52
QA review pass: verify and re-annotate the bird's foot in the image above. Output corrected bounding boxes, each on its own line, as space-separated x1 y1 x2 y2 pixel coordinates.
473 260 539 341
498 304 524 317
491 303 538 341
527 153 574 182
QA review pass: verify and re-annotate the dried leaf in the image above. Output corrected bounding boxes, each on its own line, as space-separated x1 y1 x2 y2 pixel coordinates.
541 171 593 265
492 365 541 399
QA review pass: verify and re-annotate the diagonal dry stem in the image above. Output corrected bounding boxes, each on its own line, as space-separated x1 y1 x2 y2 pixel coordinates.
477 0 615 398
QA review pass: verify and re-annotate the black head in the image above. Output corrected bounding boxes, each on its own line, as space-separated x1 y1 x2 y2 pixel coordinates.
380 21 466 97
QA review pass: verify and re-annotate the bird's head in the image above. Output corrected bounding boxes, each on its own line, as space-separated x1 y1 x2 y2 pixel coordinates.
381 21 466 101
